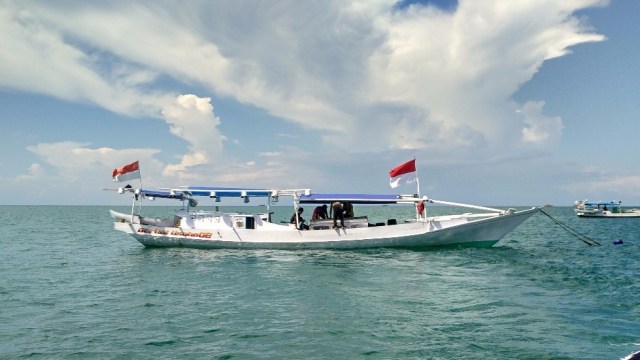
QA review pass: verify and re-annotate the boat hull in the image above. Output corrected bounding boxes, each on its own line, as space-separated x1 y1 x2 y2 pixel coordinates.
111 208 539 250
576 213 640 218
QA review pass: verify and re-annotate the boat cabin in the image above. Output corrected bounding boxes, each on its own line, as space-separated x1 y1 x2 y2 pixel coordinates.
575 200 622 214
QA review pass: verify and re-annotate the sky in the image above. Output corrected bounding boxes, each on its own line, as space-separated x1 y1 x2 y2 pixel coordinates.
1 0 639 206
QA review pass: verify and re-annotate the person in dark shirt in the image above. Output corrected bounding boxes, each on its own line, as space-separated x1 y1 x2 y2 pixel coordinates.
312 204 329 220
290 208 309 230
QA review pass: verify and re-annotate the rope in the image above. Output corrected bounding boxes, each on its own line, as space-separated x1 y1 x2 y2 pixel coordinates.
539 209 601 246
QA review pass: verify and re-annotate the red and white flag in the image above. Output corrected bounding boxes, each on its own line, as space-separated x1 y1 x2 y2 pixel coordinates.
389 159 416 188
112 161 141 182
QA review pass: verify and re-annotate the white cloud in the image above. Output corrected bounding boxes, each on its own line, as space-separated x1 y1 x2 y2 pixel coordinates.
1 0 606 158
26 141 163 183
520 101 563 145
563 166 640 202
16 163 44 181
0 3 175 117
0 142 164 203
210 146 325 189
259 151 284 157
0 0 619 204
361 0 606 156
160 95 226 180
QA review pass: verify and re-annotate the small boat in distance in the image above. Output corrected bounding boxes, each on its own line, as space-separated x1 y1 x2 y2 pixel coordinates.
108 185 539 250
574 200 640 218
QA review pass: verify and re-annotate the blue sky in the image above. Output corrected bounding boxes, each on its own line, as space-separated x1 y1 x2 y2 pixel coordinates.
1 0 638 206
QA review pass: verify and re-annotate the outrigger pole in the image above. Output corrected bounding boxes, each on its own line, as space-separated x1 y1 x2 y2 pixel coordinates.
428 199 509 214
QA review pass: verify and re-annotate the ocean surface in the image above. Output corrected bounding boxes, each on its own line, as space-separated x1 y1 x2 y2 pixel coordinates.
1 205 639 359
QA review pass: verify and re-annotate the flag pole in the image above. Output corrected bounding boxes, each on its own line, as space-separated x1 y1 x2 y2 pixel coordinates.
130 192 136 220
413 156 422 221
137 162 143 215
414 156 421 220
414 156 420 197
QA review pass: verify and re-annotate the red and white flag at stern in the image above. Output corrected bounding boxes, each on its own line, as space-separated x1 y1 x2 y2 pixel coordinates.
112 161 141 182
389 159 417 188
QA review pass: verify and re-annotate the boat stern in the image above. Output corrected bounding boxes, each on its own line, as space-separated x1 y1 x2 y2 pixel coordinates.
109 209 134 223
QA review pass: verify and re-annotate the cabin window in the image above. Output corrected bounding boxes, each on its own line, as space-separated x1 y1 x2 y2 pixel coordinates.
233 216 255 229
246 216 255 229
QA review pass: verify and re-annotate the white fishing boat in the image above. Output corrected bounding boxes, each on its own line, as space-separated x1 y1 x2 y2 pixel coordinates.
108 185 539 249
574 200 640 218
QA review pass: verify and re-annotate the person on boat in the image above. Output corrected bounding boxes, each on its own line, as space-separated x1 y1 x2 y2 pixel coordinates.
312 204 329 220
290 208 309 230
332 201 345 229
417 200 425 219
343 202 354 218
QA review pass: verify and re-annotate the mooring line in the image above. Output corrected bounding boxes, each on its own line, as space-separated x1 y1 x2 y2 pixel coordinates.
539 209 601 246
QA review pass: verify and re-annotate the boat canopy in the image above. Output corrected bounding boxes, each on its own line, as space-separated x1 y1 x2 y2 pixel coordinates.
126 186 417 205
298 193 416 204
582 201 621 206
182 186 274 198
135 189 188 201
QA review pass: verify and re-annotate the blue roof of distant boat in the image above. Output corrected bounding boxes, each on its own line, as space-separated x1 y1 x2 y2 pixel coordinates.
583 201 621 206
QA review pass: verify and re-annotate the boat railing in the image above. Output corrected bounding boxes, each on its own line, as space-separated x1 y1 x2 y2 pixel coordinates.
183 209 268 217
309 217 370 230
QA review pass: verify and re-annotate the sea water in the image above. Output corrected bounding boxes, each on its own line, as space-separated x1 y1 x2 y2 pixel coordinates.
1 205 639 359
